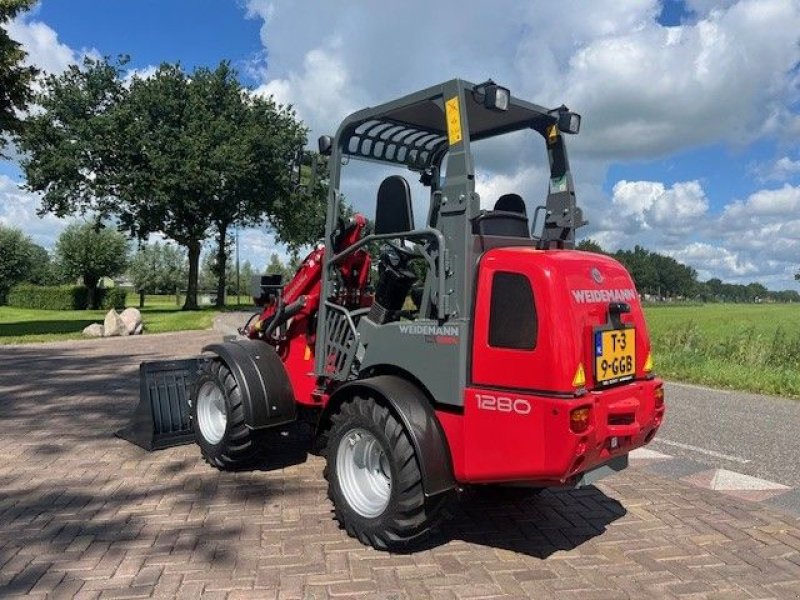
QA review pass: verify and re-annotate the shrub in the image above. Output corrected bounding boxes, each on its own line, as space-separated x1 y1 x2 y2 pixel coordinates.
7 285 91 310
98 287 127 310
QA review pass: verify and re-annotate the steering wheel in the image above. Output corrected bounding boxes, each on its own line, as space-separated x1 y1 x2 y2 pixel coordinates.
383 240 417 264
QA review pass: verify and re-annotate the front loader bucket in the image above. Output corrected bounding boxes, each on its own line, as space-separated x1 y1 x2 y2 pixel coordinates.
116 358 201 451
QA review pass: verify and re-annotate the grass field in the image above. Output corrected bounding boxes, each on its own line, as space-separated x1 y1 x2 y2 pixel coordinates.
2 294 798 398
0 294 232 344
645 303 800 398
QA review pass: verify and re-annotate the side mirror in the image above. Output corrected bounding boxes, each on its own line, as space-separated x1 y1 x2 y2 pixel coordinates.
558 111 581 134
318 135 333 156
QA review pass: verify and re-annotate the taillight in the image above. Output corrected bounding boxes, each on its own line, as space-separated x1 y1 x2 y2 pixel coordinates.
654 385 664 409
643 352 654 374
570 406 592 433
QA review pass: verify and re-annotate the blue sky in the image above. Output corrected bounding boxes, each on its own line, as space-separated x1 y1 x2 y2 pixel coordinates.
1 0 799 289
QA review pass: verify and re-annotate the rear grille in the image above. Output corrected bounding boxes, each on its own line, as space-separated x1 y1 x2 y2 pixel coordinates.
608 413 635 426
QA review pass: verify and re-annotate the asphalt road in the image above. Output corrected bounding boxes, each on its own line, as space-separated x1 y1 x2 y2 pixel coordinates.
651 381 800 487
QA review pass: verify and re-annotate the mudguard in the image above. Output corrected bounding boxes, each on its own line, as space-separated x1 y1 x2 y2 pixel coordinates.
325 375 456 497
203 339 296 429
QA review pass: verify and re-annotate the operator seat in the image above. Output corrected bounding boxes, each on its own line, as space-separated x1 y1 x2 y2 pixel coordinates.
375 175 414 235
494 193 527 216
368 175 419 325
472 193 529 238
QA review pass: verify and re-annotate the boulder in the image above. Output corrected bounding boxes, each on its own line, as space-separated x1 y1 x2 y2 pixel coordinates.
103 309 129 337
82 323 104 337
120 307 143 335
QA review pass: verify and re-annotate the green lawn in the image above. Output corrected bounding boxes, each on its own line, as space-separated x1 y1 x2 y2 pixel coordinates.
644 303 800 398
0 294 233 344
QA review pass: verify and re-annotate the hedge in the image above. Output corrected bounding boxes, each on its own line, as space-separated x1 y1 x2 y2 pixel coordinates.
6 285 127 310
99 287 127 310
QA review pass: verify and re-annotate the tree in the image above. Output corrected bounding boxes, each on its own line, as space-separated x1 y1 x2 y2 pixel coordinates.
55 221 128 307
20 58 315 310
0 224 36 302
0 0 37 157
200 249 258 301
576 239 605 254
265 253 291 281
127 242 187 307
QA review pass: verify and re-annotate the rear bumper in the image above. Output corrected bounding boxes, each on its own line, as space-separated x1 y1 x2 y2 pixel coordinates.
436 378 664 485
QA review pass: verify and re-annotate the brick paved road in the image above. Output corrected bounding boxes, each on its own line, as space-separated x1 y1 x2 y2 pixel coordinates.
1 332 800 599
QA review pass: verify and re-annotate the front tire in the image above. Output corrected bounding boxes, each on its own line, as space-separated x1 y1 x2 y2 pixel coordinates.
324 395 447 550
191 358 261 470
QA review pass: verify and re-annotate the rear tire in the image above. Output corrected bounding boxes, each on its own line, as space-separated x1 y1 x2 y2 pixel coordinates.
191 358 261 470
324 395 447 550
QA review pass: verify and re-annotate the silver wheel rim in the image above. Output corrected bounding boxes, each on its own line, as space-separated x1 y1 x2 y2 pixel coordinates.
197 381 227 445
336 427 392 518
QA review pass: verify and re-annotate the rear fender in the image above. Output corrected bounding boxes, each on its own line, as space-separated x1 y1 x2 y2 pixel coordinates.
203 340 296 429
321 375 456 497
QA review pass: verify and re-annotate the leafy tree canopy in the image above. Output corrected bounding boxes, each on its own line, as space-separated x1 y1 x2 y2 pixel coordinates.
19 57 318 309
0 0 37 157
0 223 50 301
127 241 187 295
55 221 129 304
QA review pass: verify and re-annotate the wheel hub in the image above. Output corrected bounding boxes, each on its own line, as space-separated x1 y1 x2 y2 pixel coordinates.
196 381 227 445
336 428 392 518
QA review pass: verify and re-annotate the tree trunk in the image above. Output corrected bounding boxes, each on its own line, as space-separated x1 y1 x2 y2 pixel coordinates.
215 222 228 308
139 290 145 308
85 275 99 309
183 240 201 310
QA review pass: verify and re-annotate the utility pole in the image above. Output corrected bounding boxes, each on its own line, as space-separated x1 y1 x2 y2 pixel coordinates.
235 222 240 306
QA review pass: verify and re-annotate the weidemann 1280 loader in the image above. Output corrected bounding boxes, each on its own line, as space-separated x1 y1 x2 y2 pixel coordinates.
160 79 664 550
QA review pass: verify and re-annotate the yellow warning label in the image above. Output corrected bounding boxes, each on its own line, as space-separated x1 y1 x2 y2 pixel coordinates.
445 96 462 145
546 124 559 144
572 363 586 388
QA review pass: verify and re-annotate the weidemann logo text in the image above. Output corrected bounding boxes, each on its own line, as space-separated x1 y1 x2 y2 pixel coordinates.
571 289 637 304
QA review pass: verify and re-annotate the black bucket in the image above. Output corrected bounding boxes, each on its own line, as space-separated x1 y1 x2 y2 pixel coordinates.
116 358 202 451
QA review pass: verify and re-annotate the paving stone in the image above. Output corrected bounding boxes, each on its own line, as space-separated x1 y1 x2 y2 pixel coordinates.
0 331 799 599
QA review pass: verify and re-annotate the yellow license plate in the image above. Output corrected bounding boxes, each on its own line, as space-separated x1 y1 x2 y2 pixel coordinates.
594 328 636 386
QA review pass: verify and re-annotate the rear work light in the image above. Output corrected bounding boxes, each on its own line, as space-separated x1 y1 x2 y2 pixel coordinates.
570 406 592 434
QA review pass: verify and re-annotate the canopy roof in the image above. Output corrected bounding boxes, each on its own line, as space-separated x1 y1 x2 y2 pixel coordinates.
336 79 557 171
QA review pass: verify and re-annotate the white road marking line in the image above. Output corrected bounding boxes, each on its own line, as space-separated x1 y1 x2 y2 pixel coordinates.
665 381 732 394
651 438 751 464
708 469 789 491
629 447 673 460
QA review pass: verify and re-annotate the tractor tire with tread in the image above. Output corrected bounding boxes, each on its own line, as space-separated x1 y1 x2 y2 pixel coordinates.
324 395 449 551
191 358 262 470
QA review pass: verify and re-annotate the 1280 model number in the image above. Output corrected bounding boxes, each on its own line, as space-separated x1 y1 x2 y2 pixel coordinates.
475 393 531 415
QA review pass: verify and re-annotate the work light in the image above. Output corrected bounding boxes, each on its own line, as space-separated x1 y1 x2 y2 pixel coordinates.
483 84 510 111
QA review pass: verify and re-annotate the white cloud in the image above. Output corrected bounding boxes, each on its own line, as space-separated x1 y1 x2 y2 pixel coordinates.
247 0 800 160
7 15 98 75
592 179 800 286
609 179 709 234
253 42 361 133
761 156 800 181
0 175 75 249
667 242 759 279
553 0 800 158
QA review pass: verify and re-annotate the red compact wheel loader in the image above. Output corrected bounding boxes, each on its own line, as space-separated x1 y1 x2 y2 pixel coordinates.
162 79 664 550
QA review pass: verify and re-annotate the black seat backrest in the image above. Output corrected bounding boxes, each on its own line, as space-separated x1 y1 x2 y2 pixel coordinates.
472 210 530 237
494 193 526 216
375 175 414 235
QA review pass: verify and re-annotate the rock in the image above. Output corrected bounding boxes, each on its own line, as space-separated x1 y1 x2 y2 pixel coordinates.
103 309 128 337
133 322 144 335
120 307 143 335
82 323 104 337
